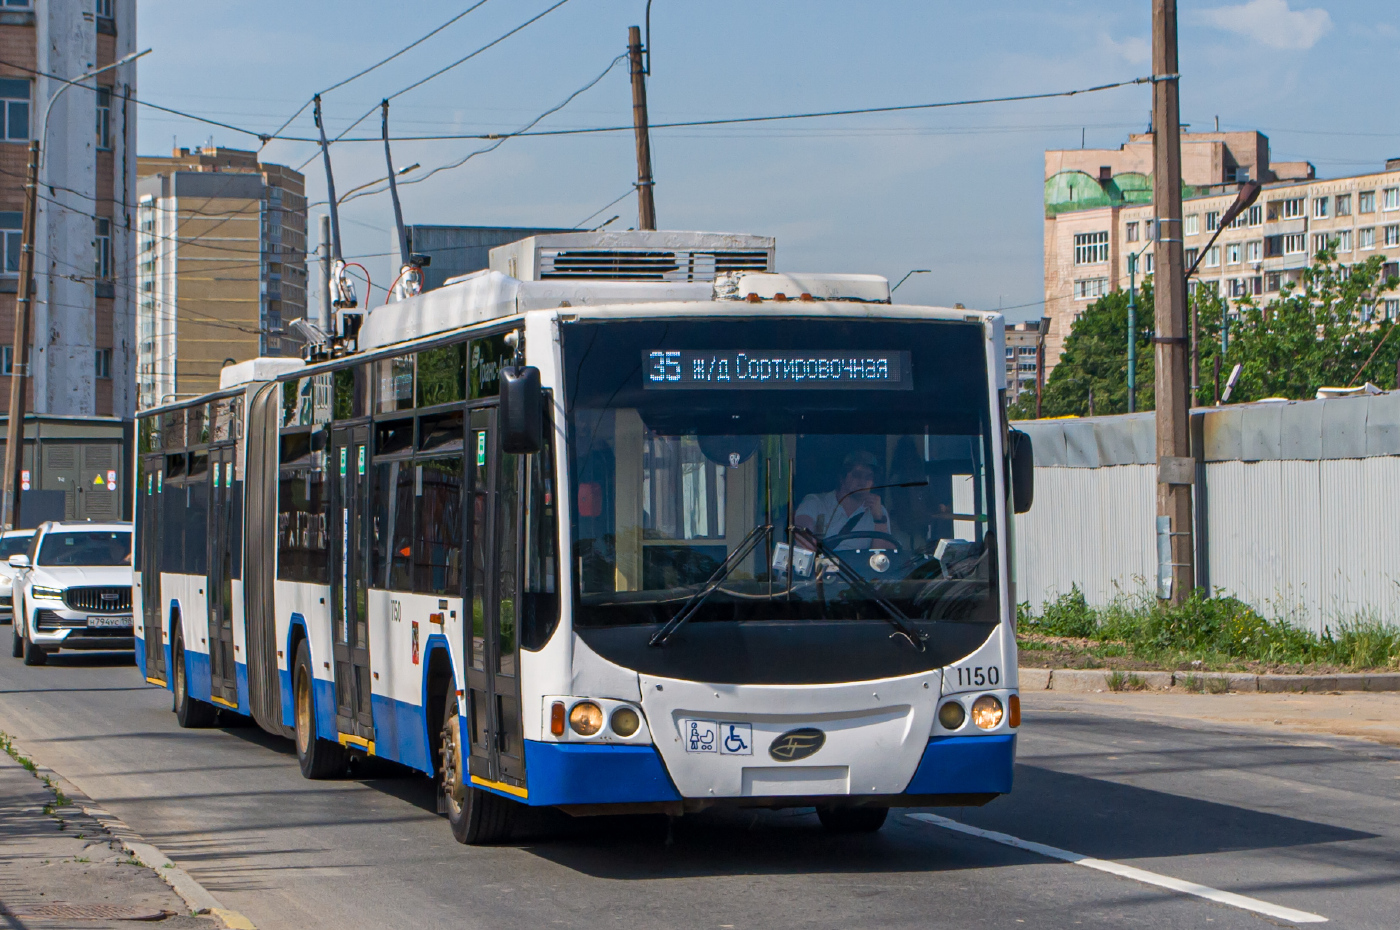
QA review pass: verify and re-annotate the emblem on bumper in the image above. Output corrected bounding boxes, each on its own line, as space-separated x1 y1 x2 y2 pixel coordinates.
768 727 825 762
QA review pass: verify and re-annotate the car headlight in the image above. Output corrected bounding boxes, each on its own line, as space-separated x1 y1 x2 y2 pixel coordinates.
30 586 64 600
568 701 603 736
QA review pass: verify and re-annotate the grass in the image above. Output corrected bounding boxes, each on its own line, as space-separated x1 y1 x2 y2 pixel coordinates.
1017 585 1400 673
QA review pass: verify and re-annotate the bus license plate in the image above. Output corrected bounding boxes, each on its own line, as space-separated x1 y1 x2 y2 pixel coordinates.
88 615 132 629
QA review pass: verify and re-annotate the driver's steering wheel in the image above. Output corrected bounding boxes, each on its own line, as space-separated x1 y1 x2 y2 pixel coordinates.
819 530 904 550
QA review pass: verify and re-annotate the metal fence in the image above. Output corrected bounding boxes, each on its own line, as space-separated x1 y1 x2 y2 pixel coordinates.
1013 391 1400 632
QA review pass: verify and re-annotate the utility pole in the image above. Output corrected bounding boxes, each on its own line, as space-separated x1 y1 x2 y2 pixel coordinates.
627 25 656 230
1035 316 1050 418
320 214 332 332
2 140 38 530
1127 253 1139 413
1151 0 1193 605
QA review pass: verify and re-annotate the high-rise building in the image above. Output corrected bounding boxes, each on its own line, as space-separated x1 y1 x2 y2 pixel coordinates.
0 0 138 419
135 147 307 407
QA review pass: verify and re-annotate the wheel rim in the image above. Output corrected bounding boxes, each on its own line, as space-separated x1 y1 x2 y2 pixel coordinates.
295 668 312 757
441 704 465 816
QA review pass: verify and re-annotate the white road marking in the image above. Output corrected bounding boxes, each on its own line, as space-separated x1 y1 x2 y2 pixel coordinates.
906 813 1327 924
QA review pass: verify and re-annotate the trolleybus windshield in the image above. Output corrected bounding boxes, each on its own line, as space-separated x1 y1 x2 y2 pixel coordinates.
563 317 1002 685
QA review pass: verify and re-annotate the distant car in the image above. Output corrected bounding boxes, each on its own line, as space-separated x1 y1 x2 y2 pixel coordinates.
9 522 133 666
0 529 34 624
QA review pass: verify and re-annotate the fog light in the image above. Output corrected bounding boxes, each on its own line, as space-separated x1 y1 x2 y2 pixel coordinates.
971 695 1004 730
937 700 966 730
1008 694 1021 728
610 706 640 737
568 701 603 736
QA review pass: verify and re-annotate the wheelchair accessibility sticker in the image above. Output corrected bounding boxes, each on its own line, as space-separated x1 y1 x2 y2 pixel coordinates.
681 719 751 755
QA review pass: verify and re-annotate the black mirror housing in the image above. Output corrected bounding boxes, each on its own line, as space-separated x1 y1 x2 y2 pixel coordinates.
1009 428 1034 514
500 366 543 454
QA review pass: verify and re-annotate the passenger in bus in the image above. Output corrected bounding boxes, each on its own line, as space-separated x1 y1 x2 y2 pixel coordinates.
794 450 891 550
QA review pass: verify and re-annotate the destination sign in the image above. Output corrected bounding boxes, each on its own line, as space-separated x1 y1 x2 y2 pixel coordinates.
643 350 911 390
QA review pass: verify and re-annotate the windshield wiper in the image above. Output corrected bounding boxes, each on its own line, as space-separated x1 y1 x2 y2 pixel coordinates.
794 528 927 651
648 523 772 647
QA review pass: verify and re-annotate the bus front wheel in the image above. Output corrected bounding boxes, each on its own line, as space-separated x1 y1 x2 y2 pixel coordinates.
293 640 345 779
441 690 514 845
173 630 216 728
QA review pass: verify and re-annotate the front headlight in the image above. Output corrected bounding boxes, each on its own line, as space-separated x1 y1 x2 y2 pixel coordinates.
30 585 64 600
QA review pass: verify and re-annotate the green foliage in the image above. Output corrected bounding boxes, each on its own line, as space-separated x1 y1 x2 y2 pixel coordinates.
1019 587 1400 670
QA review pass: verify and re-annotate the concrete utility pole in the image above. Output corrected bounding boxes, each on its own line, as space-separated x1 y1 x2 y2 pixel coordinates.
320 214 332 332
1151 0 1193 604
1 140 38 530
627 25 656 231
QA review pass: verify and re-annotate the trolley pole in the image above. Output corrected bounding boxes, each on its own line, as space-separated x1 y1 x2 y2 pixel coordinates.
1 140 38 530
1151 0 1193 604
628 25 656 231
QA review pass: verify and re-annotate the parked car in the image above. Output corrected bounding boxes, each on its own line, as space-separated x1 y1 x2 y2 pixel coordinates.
10 522 133 666
0 529 35 624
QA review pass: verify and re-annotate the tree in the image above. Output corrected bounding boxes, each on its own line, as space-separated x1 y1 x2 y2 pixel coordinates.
1009 282 1155 420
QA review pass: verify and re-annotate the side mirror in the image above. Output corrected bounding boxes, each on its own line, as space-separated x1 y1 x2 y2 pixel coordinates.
500 365 543 454
1009 429 1034 514
8 554 29 568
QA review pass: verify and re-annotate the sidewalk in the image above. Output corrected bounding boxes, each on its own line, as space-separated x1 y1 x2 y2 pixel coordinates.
0 745 218 929
1025 689 1400 749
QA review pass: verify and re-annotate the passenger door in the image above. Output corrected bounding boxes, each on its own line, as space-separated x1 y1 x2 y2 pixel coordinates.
206 445 238 706
140 455 166 683
464 407 526 789
330 424 374 745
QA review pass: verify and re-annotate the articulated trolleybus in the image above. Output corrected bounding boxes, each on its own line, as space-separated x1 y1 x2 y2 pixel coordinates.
134 231 1035 843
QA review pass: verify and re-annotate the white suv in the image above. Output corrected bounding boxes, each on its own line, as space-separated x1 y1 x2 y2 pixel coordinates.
9 522 134 666
0 529 34 623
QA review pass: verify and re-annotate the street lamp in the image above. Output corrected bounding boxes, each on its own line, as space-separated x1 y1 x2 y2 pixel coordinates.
338 162 419 204
891 268 930 294
1184 180 1262 404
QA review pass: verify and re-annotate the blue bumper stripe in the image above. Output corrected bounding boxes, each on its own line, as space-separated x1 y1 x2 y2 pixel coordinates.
904 733 1016 795
522 741 682 807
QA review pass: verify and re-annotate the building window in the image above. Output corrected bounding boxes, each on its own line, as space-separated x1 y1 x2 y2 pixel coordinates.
1385 188 1400 211
1073 231 1109 265
1245 240 1262 262
93 217 111 279
1385 261 1399 282
1226 243 1242 265
1205 245 1221 268
0 212 19 274
1265 271 1282 292
1229 278 1248 298
1184 214 1200 236
1360 227 1376 250
95 348 111 379
95 86 111 150
1018 346 1037 357
95 0 113 16
1205 211 1220 232
1336 229 1352 251
1145 219 1155 240
1336 194 1352 216
1283 198 1304 219
1284 234 1306 255
1144 252 1154 274
1385 225 1400 248
1248 204 1263 226
1074 277 1108 300
1386 299 1400 321
1005 347 1015 360
1313 197 1329 218
0 78 29 142
1313 233 1333 254
1125 221 1138 242
1360 191 1375 213
1184 247 1199 268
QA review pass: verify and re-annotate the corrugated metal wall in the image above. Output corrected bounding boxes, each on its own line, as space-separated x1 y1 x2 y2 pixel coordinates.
1013 393 1400 633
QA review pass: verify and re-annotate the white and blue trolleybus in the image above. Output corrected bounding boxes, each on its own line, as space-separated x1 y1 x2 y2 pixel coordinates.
133 231 1035 843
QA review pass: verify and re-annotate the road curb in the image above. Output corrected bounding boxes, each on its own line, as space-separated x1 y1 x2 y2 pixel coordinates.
13 736 258 930
1020 668 1400 693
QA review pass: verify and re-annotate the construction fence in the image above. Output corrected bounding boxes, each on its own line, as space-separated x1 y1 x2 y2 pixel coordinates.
1012 390 1400 633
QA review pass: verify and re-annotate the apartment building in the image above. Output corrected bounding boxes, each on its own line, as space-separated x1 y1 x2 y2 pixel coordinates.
1005 321 1041 405
136 147 307 407
0 1 137 419
1042 129 1323 375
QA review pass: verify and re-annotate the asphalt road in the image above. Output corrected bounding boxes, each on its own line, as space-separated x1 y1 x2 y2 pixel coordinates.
1 647 1396 930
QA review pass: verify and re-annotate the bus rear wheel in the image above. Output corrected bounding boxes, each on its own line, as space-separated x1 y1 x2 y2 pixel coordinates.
173 630 216 728
293 640 345 779
441 690 514 845
816 805 888 833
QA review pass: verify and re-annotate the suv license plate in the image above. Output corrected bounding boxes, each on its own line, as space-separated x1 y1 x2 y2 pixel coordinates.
88 615 132 629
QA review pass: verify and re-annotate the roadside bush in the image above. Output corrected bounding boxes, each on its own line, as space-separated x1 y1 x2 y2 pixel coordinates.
1027 584 1098 638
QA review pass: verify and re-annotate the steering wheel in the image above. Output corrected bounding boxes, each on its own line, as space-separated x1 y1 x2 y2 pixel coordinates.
819 530 904 550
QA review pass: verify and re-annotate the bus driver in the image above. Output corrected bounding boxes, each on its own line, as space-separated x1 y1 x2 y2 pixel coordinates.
794 450 891 550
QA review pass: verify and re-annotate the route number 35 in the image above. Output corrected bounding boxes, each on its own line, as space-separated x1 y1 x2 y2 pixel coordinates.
955 666 1000 688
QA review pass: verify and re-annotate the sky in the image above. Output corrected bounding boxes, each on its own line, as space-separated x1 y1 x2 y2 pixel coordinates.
135 0 1400 322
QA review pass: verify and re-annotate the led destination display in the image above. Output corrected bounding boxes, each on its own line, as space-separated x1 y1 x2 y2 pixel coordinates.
643 350 911 390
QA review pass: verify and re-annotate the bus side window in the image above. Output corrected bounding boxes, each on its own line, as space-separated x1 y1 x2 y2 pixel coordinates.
412 456 462 595
186 452 209 576
520 419 559 651
277 431 330 584
161 455 184 575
